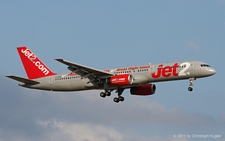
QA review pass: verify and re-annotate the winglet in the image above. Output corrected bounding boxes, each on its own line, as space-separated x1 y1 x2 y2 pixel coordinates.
55 58 63 62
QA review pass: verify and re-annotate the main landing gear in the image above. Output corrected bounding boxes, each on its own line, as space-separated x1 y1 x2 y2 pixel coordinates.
100 91 111 98
99 88 125 103
113 88 124 103
188 78 196 91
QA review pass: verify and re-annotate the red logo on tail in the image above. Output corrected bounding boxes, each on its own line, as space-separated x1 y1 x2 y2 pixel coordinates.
17 46 55 79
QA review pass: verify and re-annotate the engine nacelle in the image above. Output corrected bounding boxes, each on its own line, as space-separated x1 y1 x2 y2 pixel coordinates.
110 74 133 86
130 84 156 96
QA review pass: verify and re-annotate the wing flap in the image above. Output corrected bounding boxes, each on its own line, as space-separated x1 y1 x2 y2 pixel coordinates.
6 75 40 84
55 58 114 86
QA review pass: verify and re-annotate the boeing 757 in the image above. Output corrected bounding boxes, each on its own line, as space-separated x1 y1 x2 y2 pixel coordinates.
6 46 216 103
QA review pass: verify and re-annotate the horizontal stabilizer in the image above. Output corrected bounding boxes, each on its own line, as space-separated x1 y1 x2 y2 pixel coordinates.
6 75 40 84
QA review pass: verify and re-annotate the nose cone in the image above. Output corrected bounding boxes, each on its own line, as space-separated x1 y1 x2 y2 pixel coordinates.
208 68 216 75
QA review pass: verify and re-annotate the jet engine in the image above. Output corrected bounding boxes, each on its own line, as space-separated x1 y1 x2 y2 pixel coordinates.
110 74 133 86
130 84 156 95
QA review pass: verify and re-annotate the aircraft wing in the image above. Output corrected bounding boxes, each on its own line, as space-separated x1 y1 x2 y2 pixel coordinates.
55 59 113 85
6 75 40 84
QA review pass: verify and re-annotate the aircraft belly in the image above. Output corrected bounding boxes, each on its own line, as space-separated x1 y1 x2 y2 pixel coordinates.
51 79 92 91
21 83 51 91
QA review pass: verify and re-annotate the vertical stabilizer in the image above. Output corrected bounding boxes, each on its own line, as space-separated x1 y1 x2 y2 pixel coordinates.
17 46 56 79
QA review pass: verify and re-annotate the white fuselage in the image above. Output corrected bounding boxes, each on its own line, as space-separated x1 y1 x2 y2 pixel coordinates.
20 61 216 91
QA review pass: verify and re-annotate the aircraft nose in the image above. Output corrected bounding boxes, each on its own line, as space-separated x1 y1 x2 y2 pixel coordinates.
208 68 216 75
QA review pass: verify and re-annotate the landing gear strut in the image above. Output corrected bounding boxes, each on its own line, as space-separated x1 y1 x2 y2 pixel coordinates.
99 88 125 103
100 81 112 98
188 78 195 91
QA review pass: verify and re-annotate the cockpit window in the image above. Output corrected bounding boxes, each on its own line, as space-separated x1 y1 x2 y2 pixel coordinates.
201 64 210 67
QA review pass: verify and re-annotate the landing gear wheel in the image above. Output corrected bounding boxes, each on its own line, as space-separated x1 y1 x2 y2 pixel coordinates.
119 96 124 102
100 92 106 98
105 91 111 96
113 97 119 103
112 88 125 103
188 87 193 91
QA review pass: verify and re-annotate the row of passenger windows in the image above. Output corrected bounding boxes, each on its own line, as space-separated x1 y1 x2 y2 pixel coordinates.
157 65 186 70
115 71 132 74
114 69 149 74
138 69 148 72
55 69 150 80
55 76 80 81
201 64 210 67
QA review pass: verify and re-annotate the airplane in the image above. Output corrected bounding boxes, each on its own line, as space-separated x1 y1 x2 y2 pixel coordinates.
6 46 216 103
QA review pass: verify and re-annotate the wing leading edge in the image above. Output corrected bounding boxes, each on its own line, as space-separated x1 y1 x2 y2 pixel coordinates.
55 59 113 77
55 59 113 86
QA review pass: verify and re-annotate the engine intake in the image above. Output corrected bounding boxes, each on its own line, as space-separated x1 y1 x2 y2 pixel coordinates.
110 74 133 86
130 84 156 95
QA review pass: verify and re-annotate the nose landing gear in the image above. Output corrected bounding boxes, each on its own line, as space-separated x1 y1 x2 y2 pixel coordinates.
188 87 193 91
188 78 196 91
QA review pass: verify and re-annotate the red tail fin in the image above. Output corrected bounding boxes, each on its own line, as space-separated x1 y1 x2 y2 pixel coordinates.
17 46 56 79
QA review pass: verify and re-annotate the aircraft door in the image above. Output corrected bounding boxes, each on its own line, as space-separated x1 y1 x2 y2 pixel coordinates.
49 77 53 85
151 65 154 76
190 62 194 71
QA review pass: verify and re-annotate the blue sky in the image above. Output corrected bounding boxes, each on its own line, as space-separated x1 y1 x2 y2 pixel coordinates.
0 1 225 141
